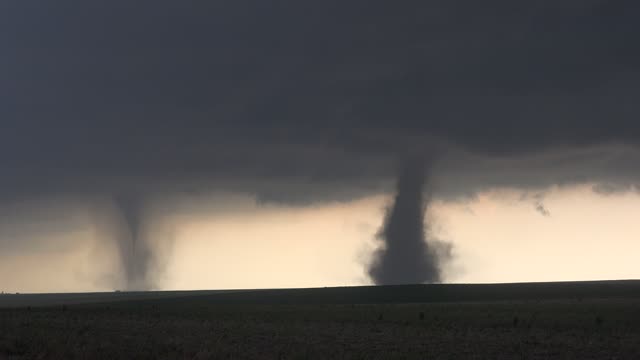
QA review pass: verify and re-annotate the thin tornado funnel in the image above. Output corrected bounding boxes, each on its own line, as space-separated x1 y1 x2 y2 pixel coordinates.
112 194 154 291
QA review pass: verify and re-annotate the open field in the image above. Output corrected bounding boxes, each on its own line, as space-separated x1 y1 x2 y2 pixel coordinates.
2 281 640 359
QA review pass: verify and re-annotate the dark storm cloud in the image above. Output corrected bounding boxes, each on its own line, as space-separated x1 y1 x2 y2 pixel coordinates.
2 0 640 193
2 1 640 287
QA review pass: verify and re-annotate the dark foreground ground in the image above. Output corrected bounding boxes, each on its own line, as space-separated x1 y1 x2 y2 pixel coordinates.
2 281 640 359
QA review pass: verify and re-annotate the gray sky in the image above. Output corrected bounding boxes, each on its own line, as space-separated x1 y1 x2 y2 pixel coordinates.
2 1 640 291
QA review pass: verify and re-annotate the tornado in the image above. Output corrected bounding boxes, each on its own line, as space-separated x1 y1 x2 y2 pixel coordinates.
368 157 448 285
112 193 155 291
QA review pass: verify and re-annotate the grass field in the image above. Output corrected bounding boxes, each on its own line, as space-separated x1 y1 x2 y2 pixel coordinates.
2 281 640 359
